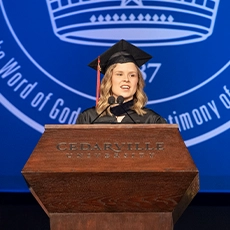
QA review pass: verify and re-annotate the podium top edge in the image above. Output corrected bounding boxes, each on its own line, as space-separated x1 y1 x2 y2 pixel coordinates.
44 124 178 129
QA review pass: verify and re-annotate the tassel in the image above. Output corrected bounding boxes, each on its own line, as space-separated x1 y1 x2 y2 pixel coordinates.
96 56 101 105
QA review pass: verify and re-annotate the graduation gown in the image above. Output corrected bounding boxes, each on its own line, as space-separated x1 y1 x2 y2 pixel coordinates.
76 100 166 124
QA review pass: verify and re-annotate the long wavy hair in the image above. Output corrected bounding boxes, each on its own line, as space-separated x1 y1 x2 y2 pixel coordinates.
96 63 148 116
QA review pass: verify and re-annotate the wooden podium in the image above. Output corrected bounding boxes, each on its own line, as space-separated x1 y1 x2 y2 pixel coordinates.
22 124 199 230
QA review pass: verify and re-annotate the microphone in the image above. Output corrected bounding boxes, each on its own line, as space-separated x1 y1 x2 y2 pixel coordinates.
116 95 124 104
91 96 115 124
116 96 136 124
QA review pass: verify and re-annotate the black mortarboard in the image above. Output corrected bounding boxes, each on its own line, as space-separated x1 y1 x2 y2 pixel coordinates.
88 39 152 74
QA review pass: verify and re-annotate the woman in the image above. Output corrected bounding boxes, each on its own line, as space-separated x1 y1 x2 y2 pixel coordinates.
76 39 166 124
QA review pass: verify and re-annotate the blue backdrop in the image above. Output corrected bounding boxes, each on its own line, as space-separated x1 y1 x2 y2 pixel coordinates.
0 0 229 192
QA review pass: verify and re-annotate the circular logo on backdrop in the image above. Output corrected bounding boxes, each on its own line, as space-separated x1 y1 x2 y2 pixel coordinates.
0 0 229 147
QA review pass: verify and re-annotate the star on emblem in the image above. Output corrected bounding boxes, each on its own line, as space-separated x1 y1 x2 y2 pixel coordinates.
121 0 143 6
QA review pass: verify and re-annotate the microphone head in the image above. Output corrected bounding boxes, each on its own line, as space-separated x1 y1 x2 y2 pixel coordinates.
117 95 124 104
108 96 115 105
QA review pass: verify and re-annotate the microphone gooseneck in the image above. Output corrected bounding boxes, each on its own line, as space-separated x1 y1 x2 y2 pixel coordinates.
91 96 115 124
116 96 136 124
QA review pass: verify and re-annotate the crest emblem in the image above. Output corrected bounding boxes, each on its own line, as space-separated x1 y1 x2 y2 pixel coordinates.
0 0 230 192
46 0 219 46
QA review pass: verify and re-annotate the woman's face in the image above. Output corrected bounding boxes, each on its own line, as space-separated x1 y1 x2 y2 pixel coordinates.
111 62 138 102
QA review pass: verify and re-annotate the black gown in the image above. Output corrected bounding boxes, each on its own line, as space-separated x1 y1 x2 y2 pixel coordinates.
76 100 167 124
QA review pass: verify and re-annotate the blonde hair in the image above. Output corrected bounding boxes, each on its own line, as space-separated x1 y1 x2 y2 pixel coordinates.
96 63 147 116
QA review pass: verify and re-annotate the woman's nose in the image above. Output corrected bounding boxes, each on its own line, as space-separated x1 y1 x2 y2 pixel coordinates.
123 74 129 81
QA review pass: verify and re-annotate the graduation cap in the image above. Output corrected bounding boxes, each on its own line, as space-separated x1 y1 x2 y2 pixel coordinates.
88 39 152 104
